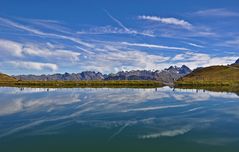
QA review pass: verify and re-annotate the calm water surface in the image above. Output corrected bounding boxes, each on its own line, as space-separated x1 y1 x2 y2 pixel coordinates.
0 87 239 152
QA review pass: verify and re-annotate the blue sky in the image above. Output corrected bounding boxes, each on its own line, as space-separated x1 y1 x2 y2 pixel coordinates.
0 0 239 75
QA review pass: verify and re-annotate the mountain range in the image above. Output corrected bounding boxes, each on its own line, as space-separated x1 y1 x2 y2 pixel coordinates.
1 58 238 86
14 65 191 84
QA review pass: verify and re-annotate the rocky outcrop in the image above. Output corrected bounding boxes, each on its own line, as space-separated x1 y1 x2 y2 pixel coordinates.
104 65 191 83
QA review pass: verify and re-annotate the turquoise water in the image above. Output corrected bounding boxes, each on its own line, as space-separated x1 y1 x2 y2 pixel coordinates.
0 87 239 152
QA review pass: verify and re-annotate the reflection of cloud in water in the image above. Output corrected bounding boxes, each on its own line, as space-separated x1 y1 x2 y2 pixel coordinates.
1 88 57 94
194 137 239 146
122 104 189 112
0 93 81 116
139 126 192 139
0 87 239 142
0 98 24 116
1 87 238 117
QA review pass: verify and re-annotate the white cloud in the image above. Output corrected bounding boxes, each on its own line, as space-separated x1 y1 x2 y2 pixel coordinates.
226 38 239 45
121 42 189 51
23 46 81 62
1 38 237 74
194 8 239 17
9 61 58 71
103 10 155 37
123 104 189 112
172 52 210 61
77 26 127 35
79 49 170 73
77 25 155 37
187 42 204 48
172 52 238 69
104 9 130 32
0 39 23 57
138 15 192 29
0 39 81 62
1 16 238 74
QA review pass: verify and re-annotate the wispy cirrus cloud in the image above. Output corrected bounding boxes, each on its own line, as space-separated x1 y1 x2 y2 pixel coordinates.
225 38 239 45
194 8 239 17
187 42 204 48
221 38 239 50
0 14 238 75
120 42 189 51
0 17 94 48
103 10 155 37
104 9 130 32
138 15 193 29
77 25 155 37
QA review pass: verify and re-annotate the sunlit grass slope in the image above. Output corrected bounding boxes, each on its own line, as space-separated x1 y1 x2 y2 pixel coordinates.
176 65 239 86
0 73 17 82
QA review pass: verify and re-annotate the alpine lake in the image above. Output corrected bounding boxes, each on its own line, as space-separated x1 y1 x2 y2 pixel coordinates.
0 86 239 152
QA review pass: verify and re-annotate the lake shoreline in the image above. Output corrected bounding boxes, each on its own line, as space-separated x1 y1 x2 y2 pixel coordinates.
1 80 239 94
1 80 238 89
0 80 164 88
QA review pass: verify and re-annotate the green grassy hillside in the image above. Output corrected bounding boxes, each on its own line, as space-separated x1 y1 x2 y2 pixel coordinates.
176 65 239 86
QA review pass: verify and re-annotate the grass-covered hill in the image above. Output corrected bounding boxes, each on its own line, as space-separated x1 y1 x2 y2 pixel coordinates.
176 64 239 86
0 73 17 82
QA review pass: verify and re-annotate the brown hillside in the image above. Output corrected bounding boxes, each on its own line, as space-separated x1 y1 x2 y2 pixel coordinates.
0 73 17 82
177 65 239 86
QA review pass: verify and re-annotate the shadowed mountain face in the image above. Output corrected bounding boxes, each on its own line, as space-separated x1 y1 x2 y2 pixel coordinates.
14 65 191 84
13 72 94 81
15 71 105 81
235 59 239 64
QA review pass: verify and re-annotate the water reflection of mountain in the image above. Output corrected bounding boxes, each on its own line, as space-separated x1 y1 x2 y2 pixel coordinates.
0 87 239 150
